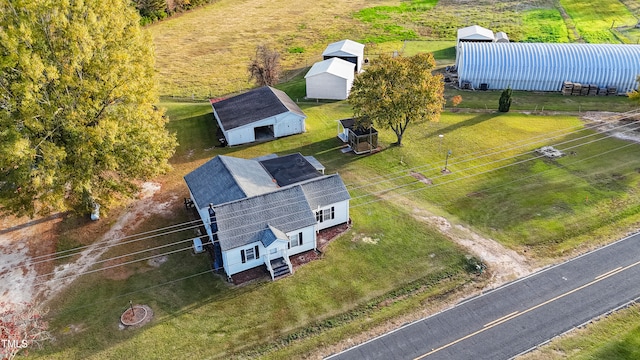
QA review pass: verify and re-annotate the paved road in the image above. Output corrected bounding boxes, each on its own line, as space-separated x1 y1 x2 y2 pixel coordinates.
327 233 640 360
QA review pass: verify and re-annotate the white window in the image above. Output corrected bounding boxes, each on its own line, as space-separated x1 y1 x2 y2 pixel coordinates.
316 207 336 223
245 247 255 261
241 245 259 263
288 232 303 248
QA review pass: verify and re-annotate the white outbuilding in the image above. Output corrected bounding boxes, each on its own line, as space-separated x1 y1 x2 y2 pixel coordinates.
305 58 356 100
456 42 640 93
457 25 495 45
211 86 306 146
322 39 365 72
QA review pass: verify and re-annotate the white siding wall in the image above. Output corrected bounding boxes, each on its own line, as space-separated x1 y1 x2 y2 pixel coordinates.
273 113 306 137
224 243 264 276
306 73 350 100
286 225 317 256
315 200 349 231
224 113 305 146
222 225 316 276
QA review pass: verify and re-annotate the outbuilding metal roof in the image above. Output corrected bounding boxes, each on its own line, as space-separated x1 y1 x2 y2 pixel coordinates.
212 86 305 131
456 42 640 92
457 25 495 42
322 39 365 57
305 57 355 79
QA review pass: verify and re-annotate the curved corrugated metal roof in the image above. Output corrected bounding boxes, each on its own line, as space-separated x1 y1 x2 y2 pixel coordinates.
456 42 640 92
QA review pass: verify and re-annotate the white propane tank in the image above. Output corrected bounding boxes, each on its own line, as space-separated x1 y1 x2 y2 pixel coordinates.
193 238 204 254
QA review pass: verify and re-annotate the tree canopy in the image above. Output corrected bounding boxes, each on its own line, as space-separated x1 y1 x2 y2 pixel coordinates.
0 0 177 216
348 53 444 146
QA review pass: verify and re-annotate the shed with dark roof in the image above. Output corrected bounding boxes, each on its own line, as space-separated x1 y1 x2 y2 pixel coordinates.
211 86 306 146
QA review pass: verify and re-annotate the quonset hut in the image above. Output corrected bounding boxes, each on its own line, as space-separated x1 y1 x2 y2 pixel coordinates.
456 42 640 94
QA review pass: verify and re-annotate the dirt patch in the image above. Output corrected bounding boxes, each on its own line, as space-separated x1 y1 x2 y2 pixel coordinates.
410 171 433 185
582 111 640 143
412 208 536 287
0 181 174 316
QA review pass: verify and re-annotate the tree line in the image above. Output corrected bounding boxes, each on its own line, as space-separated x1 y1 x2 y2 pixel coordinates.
133 0 219 25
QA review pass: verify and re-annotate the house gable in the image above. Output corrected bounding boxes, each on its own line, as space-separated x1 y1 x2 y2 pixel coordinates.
214 186 317 251
183 156 246 208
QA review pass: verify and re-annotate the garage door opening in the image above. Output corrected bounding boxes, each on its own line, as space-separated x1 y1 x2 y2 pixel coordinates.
254 125 275 142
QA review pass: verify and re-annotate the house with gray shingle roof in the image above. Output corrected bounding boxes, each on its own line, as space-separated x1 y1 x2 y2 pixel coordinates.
211 86 306 146
184 153 350 281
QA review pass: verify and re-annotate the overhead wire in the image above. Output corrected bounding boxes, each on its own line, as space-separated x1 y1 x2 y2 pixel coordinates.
30 117 640 285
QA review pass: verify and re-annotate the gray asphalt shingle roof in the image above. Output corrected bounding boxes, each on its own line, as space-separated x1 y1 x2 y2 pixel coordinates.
183 157 246 208
214 186 316 251
212 86 305 131
184 155 279 209
298 174 350 210
259 153 322 186
185 154 350 251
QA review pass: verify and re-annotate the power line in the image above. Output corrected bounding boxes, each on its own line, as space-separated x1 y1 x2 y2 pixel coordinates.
30 119 640 284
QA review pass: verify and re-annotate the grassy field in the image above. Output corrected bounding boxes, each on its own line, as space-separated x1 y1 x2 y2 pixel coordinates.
35 94 640 359
32 0 640 358
560 0 637 43
148 0 639 98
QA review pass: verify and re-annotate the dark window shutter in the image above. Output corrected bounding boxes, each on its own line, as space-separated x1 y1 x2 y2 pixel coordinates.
241 249 246 263
255 245 259 259
331 207 335 219
299 232 303 245
288 241 291 249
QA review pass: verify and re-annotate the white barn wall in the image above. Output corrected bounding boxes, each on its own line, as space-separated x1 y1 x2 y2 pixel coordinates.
457 42 640 93
307 73 350 100
223 113 305 146
273 113 305 137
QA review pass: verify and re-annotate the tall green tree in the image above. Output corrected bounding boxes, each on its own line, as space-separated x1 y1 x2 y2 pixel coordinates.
498 87 513 112
348 53 444 146
0 0 177 216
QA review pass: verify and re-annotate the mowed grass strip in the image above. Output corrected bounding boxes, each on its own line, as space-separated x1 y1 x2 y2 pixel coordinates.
560 0 637 42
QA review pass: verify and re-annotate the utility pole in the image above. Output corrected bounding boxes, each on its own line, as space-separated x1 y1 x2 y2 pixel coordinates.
442 149 452 173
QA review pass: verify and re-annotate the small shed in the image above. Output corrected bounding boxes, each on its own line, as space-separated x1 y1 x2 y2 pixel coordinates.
495 31 509 43
305 58 356 100
211 86 306 146
457 25 495 44
322 39 365 73
337 118 378 155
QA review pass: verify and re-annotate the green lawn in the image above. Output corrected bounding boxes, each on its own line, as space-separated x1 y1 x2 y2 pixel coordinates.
36 96 640 359
560 0 637 43
33 0 640 358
